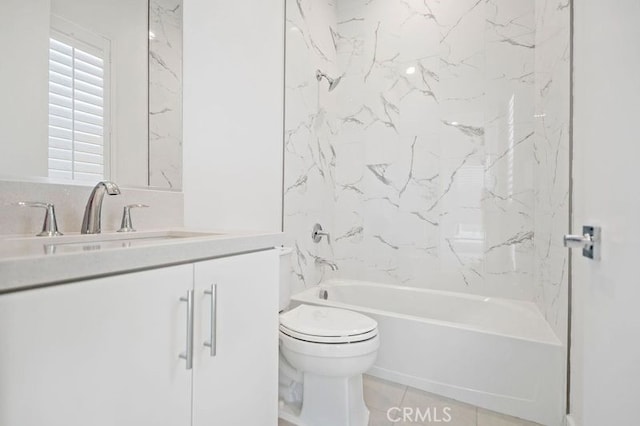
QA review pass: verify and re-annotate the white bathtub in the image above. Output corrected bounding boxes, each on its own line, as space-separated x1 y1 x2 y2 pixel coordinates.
292 280 564 426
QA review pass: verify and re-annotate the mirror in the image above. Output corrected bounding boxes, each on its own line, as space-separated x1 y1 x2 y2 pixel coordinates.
0 0 182 190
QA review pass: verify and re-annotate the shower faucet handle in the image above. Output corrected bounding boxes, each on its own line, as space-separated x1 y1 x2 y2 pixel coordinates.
117 204 149 233
16 201 63 237
312 223 330 244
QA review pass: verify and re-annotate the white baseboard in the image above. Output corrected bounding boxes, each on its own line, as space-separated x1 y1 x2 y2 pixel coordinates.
566 414 577 426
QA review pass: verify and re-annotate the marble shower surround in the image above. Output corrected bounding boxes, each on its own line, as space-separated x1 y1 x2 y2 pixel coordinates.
283 0 569 340
533 0 571 343
283 0 339 295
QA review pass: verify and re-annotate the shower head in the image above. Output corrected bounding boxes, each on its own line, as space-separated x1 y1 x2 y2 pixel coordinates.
316 69 341 92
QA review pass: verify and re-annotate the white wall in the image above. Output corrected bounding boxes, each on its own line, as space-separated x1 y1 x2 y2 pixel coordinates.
0 0 50 178
183 0 284 232
571 1 640 425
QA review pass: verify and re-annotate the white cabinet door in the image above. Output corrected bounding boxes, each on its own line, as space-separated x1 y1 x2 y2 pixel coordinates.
192 250 279 426
0 265 193 426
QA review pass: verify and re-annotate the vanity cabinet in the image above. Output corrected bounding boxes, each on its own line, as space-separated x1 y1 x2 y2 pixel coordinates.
0 249 278 426
192 252 279 426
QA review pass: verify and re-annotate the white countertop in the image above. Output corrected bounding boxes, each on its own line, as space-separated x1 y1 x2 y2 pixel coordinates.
0 229 283 293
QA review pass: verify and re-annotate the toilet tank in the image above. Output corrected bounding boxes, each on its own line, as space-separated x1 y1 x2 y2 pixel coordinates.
278 247 293 311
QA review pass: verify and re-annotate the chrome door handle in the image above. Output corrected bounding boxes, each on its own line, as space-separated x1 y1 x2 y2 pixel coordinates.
564 225 601 260
563 234 593 248
203 285 217 357
179 290 194 369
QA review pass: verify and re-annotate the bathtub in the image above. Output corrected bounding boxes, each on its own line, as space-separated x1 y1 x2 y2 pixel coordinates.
292 280 564 426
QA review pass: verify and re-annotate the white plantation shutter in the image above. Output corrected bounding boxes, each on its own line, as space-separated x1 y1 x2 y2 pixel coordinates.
48 31 109 182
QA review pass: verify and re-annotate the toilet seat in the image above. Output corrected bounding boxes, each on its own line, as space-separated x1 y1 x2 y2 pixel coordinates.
279 304 378 344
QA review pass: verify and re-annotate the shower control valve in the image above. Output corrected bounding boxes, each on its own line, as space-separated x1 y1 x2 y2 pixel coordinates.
312 223 330 244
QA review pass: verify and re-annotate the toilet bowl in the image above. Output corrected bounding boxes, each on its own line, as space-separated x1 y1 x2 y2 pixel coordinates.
279 304 379 426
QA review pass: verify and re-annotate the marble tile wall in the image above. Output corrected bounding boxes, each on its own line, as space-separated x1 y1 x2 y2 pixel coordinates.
283 0 339 295
533 0 571 343
283 0 570 340
149 0 183 190
329 0 537 300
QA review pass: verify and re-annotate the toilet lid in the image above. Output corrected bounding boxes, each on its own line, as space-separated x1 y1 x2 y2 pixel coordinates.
279 304 377 343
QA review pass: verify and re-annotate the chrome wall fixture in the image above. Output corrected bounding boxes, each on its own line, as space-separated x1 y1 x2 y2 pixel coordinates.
16 201 63 236
564 225 602 260
312 223 330 243
315 69 341 92
118 204 149 233
81 181 121 234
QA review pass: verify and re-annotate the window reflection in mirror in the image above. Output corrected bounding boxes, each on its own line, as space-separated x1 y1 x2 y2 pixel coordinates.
0 0 182 190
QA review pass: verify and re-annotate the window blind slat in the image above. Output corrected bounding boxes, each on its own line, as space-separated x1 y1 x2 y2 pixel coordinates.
74 89 103 107
49 49 73 67
75 69 103 89
49 60 72 77
75 151 104 165
76 143 103 156
49 136 73 150
75 59 104 78
49 104 72 120
48 147 73 161
49 81 73 98
49 93 73 108
49 72 73 89
48 158 73 172
74 131 103 146
50 38 72 55
75 49 103 68
49 125 72 140
75 110 103 127
74 99 103 116
74 121 103 137
49 115 73 130
74 162 103 174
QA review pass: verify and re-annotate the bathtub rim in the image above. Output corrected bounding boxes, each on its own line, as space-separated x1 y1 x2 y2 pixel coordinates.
292 280 562 347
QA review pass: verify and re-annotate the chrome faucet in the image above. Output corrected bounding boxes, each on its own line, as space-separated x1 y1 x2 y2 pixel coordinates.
81 181 121 234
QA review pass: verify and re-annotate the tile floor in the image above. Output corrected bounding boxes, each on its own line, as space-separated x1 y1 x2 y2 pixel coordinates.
279 374 541 426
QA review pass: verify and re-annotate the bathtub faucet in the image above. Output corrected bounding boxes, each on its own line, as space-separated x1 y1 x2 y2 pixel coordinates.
315 257 338 271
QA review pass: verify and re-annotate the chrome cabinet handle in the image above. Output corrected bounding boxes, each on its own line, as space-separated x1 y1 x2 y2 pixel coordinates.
179 290 194 369
203 285 217 357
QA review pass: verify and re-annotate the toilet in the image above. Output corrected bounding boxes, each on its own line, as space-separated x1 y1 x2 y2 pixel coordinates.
277 247 380 426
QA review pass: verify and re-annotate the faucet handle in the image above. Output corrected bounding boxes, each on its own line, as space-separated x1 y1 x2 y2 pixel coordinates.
117 204 149 233
311 223 330 244
17 201 63 237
